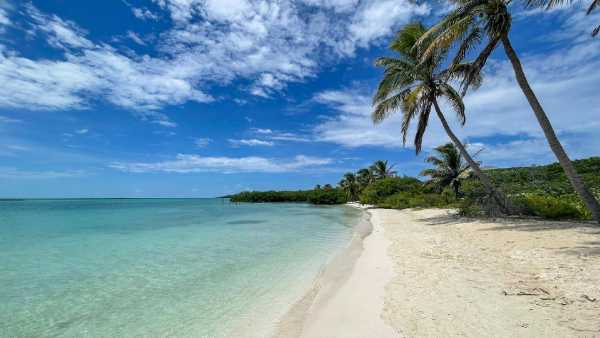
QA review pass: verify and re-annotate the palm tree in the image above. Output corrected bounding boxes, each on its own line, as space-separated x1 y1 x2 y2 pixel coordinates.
420 143 473 196
373 22 507 211
356 168 375 190
370 160 397 180
339 172 360 201
419 0 600 222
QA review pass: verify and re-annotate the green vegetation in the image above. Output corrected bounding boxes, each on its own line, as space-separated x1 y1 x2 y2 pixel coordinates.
459 157 600 220
229 190 312 203
416 4 600 220
371 22 508 214
420 143 473 196
229 156 600 221
359 177 422 205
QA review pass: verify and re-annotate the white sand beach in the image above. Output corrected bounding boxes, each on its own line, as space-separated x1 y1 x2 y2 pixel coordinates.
275 207 600 338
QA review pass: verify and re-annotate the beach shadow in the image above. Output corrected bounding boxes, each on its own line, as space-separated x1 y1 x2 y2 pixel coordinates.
558 241 600 257
415 211 478 227
416 211 600 257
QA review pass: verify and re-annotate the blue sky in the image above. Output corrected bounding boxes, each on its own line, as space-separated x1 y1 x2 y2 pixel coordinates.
0 0 598 198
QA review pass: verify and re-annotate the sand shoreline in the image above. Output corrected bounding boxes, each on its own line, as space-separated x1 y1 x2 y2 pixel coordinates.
272 204 398 338
273 206 600 338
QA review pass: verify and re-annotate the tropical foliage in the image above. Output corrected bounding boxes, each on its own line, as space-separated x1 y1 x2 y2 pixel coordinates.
420 143 474 196
417 1 600 221
229 153 600 221
339 173 360 201
359 176 423 205
372 21 508 212
370 160 397 180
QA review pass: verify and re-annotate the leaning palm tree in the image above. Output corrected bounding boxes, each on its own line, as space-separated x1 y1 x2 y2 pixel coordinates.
373 22 507 211
339 172 360 201
419 0 600 221
420 143 474 196
370 160 397 180
356 168 375 190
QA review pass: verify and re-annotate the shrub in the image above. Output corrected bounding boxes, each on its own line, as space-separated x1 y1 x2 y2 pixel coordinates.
378 191 449 209
514 194 587 220
307 188 347 205
359 177 423 205
458 179 507 217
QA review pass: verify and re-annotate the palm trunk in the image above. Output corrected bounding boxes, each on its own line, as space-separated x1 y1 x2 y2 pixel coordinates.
432 98 509 214
501 35 600 223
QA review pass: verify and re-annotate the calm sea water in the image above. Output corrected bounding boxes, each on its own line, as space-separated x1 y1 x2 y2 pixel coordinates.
0 199 360 338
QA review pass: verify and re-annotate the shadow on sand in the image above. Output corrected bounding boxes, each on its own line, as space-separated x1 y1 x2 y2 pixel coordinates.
413 211 600 257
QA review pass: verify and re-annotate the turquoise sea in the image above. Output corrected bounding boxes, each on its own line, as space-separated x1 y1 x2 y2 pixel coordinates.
0 199 360 337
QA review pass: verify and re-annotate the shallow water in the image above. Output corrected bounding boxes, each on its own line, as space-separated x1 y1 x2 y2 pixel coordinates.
0 199 359 337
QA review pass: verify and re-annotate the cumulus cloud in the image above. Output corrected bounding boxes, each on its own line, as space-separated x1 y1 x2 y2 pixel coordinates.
0 4 212 126
110 154 333 173
0 1 429 120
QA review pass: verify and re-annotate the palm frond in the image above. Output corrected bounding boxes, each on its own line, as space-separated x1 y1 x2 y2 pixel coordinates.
524 0 572 9
400 85 425 144
421 15 472 63
439 83 466 125
442 63 483 90
372 59 416 104
589 0 600 13
372 89 411 124
450 27 482 66
390 22 428 56
413 101 432 154
425 156 445 166
460 37 499 95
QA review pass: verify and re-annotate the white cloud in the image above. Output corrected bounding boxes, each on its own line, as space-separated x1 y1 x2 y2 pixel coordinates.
313 89 406 148
25 4 94 49
0 7 11 27
110 154 333 173
132 7 159 20
126 31 146 45
194 137 212 147
75 128 89 134
346 0 429 51
251 128 273 134
228 138 275 147
249 127 312 142
269 132 312 142
1 1 429 117
301 0 359 13
0 167 85 179
0 51 99 110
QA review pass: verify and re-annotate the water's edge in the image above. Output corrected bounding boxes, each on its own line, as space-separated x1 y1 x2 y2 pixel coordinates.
271 206 372 338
